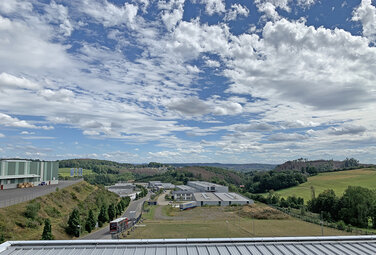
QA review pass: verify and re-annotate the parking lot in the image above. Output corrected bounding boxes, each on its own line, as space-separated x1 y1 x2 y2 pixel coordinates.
0 179 83 208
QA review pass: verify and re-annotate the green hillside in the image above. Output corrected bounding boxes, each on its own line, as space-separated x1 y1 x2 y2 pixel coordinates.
59 168 93 177
274 168 376 202
0 181 120 241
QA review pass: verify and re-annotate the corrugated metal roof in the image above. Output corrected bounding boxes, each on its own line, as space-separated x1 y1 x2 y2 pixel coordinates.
1 236 376 255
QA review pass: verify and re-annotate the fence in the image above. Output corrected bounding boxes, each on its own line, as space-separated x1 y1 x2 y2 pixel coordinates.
111 212 143 239
272 205 376 236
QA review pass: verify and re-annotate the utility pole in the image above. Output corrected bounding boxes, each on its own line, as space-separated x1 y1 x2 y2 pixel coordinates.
320 211 324 236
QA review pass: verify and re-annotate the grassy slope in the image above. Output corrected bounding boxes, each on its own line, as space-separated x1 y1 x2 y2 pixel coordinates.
273 168 376 202
59 168 93 177
129 204 347 238
0 181 118 241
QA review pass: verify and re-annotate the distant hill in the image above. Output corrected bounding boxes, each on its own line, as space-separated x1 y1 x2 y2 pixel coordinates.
275 158 373 173
169 163 277 172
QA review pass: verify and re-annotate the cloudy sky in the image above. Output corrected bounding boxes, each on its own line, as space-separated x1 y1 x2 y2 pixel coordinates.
0 0 375 164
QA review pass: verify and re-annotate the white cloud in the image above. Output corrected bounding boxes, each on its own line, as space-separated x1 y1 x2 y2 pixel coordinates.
82 0 138 29
159 0 185 31
0 113 53 129
200 0 225 15
0 133 4 138
44 1 74 37
225 4 249 21
205 59 220 67
20 131 35 135
352 0 376 42
0 72 40 90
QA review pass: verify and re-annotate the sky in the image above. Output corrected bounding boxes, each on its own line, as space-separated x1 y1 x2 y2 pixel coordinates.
0 0 375 164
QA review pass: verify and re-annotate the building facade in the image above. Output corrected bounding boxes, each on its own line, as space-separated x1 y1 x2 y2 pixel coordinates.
187 181 229 193
0 160 59 190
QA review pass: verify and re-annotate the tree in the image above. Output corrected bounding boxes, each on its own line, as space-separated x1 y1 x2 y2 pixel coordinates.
85 209 96 233
98 204 108 227
116 203 122 216
42 218 54 240
108 203 116 221
66 208 80 237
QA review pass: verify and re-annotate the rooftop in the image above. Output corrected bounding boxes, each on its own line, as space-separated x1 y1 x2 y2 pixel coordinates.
1 236 376 254
188 181 226 188
214 193 250 202
193 192 220 202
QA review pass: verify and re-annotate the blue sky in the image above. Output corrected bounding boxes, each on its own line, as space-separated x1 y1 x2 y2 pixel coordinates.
0 0 376 164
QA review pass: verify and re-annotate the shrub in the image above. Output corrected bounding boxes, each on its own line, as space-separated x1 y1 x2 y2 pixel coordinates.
24 202 41 219
45 206 61 218
42 218 54 240
26 219 39 229
337 220 346 230
71 192 78 200
73 186 81 193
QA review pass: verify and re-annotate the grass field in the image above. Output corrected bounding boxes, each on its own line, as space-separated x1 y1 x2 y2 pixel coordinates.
127 203 348 239
273 168 376 202
59 168 93 177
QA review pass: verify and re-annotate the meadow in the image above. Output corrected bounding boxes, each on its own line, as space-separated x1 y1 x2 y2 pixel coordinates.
127 203 347 239
273 168 376 202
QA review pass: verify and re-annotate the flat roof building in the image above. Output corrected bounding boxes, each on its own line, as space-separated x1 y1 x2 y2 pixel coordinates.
1 236 376 254
0 160 58 190
187 181 228 193
193 192 252 206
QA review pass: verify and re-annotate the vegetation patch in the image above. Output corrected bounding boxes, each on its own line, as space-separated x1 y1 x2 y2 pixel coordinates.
237 204 289 220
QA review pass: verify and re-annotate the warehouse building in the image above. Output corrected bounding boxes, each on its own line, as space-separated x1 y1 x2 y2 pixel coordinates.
193 192 252 206
0 160 59 190
187 181 228 193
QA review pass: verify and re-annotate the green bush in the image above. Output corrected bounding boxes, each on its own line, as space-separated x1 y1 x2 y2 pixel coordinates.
24 202 41 219
73 186 81 193
337 220 346 230
71 192 78 200
26 219 39 229
45 206 61 218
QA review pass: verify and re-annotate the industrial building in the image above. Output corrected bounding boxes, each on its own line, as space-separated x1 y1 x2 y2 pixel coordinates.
193 192 252 206
187 181 228 193
0 160 59 190
1 236 375 254
170 181 252 206
148 181 175 191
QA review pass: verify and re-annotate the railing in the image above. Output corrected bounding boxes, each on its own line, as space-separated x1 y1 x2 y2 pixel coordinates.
271 205 376 236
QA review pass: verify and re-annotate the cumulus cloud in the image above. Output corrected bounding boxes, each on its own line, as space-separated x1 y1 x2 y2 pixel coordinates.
82 0 138 28
200 0 225 15
352 0 376 42
168 97 210 115
159 0 185 31
224 4 249 21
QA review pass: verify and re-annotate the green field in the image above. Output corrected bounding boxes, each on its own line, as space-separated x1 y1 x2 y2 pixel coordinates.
59 168 93 177
126 204 348 239
274 168 376 202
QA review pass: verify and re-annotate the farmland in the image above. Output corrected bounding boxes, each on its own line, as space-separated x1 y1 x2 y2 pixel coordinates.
273 168 376 202
126 203 347 239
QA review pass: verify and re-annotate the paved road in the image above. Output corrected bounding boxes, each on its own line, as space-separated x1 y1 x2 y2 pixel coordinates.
0 179 84 208
81 193 150 240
